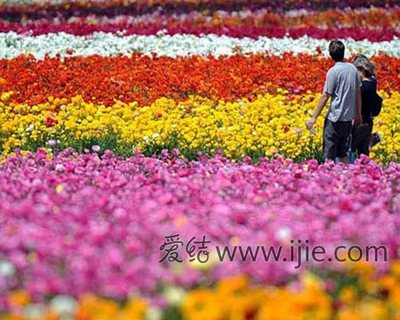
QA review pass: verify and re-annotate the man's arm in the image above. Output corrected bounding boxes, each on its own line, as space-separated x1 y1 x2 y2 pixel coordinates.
306 92 331 130
306 69 334 130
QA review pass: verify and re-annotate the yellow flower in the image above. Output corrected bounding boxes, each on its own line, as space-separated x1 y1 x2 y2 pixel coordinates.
391 260 400 278
1 91 13 102
118 298 147 320
340 287 358 305
9 290 31 307
55 184 64 193
181 289 223 320
76 294 119 320
0 91 399 163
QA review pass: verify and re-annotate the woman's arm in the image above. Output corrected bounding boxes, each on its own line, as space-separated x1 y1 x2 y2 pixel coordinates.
355 87 362 127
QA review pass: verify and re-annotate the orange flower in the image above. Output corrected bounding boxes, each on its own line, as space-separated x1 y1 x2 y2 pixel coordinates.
0 54 398 107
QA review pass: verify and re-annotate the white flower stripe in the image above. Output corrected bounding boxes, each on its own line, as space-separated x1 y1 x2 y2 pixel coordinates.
0 32 399 59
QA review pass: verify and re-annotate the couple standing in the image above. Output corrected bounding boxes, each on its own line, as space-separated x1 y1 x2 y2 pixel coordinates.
306 40 379 163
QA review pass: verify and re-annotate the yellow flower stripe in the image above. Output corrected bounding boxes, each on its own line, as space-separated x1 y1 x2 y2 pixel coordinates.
0 90 398 163
3 261 400 320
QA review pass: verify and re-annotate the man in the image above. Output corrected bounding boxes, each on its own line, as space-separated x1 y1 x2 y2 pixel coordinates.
306 40 362 163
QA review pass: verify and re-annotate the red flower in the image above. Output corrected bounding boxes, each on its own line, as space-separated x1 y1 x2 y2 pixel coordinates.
45 117 57 127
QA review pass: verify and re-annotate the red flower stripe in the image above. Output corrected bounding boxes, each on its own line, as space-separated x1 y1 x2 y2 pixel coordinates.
0 53 399 106
1 21 399 42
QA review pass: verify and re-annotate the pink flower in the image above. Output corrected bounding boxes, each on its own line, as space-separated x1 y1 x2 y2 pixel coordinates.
0 151 398 306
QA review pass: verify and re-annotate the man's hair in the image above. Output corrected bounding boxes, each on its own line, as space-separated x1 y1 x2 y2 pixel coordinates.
329 40 345 62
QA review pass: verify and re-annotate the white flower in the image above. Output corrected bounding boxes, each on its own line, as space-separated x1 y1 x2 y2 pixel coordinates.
146 307 162 320
46 139 57 147
0 32 399 59
91 145 101 152
26 123 34 132
50 295 78 316
55 164 65 172
276 227 292 241
23 304 45 319
163 286 186 305
0 260 15 278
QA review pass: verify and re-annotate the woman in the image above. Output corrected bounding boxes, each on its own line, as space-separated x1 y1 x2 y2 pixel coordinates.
351 55 377 156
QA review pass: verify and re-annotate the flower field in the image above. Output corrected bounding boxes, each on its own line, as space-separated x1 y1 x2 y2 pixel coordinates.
0 0 400 319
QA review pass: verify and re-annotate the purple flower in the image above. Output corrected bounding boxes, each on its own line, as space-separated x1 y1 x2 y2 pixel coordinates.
0 151 398 308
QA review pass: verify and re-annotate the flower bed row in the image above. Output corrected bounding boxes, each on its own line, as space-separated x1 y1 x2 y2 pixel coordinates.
5 271 400 320
1 7 399 40
0 54 399 106
1 0 399 20
1 32 400 60
0 150 399 317
2 24 399 41
1 92 399 163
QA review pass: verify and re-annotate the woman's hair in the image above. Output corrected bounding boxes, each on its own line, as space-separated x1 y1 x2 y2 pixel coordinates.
352 55 376 78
